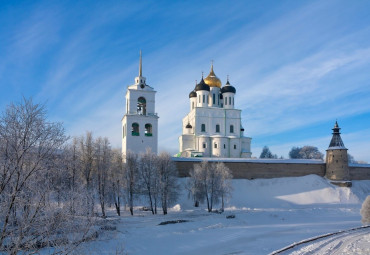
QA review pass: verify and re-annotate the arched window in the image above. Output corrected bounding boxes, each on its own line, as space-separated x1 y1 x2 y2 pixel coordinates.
213 94 215 104
201 124 206 132
203 95 205 103
137 97 146 115
214 143 218 149
145 123 152 136
225 97 227 105
203 143 206 149
216 124 220 133
224 144 226 149
234 144 237 149
230 125 234 133
132 123 139 136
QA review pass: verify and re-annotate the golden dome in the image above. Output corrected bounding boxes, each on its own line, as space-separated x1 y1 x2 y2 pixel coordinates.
204 64 222 88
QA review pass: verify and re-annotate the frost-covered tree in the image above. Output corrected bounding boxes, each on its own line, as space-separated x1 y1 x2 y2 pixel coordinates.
299 146 323 159
158 152 179 215
361 196 370 224
0 98 92 253
189 161 233 212
289 146 323 160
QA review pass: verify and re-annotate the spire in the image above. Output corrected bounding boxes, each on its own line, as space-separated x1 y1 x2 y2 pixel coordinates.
211 60 214 72
139 50 142 77
328 121 346 149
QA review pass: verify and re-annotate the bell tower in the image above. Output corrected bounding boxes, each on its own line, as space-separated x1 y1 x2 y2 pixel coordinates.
325 121 351 187
122 51 159 157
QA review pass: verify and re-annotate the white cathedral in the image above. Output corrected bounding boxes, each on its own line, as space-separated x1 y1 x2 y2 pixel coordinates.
122 53 251 158
178 65 252 158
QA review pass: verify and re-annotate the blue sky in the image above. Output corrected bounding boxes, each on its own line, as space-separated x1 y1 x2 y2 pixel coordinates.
1 0 370 162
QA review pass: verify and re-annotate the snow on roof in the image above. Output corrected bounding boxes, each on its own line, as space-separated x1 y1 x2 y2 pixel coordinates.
171 157 324 164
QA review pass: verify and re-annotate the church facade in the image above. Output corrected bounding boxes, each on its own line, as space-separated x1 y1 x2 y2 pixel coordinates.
121 52 158 157
178 65 252 158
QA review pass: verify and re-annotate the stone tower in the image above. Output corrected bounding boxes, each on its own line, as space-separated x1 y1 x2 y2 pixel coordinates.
122 51 158 157
325 121 351 186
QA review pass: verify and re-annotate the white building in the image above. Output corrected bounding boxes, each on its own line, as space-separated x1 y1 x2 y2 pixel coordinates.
122 52 158 157
178 65 252 158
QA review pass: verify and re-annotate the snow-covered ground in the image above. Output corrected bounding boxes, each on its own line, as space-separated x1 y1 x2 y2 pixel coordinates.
76 175 369 254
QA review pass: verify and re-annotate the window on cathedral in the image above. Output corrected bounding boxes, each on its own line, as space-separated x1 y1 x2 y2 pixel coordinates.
225 97 227 105
229 97 232 106
234 144 237 149
233 97 234 105
207 96 209 104
230 125 234 133
192 102 194 109
203 143 206 149
203 95 205 103
132 123 139 136
224 144 226 149
199 95 201 103
137 97 146 115
201 124 206 132
214 143 218 149
145 123 152 136
216 124 220 133
213 94 215 104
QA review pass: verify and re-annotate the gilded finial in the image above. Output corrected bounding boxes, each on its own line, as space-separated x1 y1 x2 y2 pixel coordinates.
139 50 142 77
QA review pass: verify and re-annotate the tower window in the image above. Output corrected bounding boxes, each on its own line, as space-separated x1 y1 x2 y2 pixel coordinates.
207 96 209 104
224 144 226 149
230 125 234 133
145 123 152 136
225 97 227 105
199 95 201 103
234 144 237 149
192 102 194 109
233 97 234 105
203 95 205 103
213 94 215 104
203 143 206 149
229 97 232 106
201 124 206 132
216 124 220 133
137 97 146 115
214 143 218 149
132 123 139 136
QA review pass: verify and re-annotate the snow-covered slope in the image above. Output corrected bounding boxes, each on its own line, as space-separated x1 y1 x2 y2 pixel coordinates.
75 175 370 255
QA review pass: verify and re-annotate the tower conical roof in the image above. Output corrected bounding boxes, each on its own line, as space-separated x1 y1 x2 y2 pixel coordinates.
328 121 346 149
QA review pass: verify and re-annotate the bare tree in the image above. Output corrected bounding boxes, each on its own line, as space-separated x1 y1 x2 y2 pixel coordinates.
109 149 124 216
138 148 159 214
123 151 139 216
361 196 370 224
158 152 179 215
95 137 111 218
79 132 95 215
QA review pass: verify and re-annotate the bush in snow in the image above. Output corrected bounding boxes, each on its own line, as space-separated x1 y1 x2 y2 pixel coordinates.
361 195 370 224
